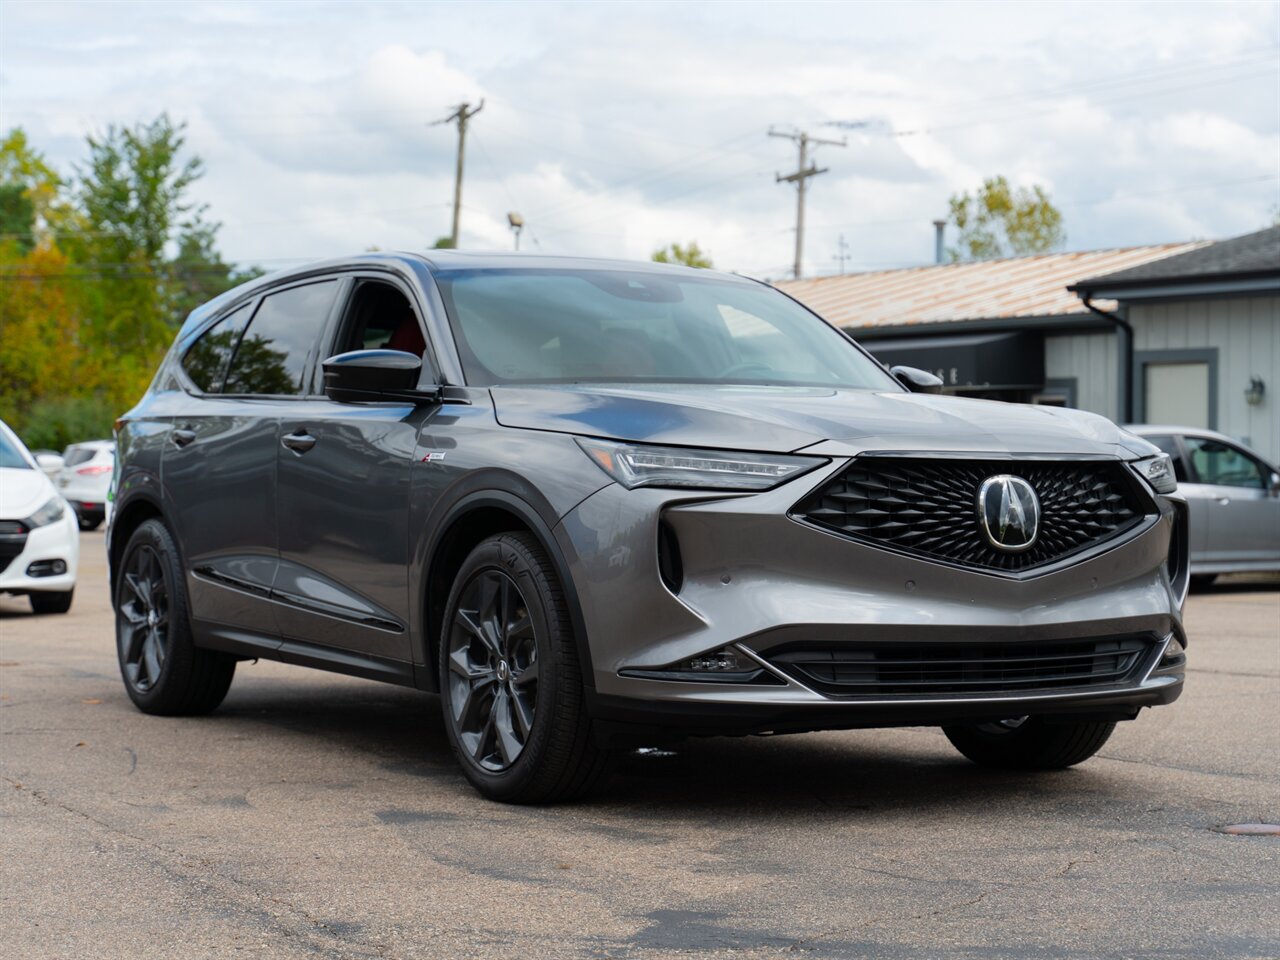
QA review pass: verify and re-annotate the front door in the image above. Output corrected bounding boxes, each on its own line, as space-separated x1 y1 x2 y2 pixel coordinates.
1183 435 1280 568
273 277 438 666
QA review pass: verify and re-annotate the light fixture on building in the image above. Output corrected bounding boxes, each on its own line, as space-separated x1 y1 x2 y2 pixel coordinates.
507 211 524 251
1245 375 1266 406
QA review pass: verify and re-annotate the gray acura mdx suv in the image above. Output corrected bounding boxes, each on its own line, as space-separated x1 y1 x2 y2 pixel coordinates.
109 253 1188 802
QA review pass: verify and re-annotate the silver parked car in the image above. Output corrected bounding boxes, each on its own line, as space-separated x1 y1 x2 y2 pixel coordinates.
1127 426 1279 585
109 253 1188 803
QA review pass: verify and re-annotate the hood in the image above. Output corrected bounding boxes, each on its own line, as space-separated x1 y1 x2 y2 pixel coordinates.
490 384 1136 457
0 466 57 518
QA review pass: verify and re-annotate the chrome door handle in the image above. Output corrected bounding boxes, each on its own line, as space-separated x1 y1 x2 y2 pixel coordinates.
281 430 317 454
171 428 196 448
1216 496 1231 505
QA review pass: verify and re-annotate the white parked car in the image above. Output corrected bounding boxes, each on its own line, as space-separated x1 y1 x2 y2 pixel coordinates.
56 440 115 531
0 420 79 614
31 449 65 480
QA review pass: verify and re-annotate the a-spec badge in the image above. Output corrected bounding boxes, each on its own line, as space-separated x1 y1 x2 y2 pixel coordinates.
976 474 1040 552
420 451 447 463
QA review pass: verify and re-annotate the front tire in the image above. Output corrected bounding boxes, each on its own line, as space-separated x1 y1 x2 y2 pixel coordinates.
115 518 235 715
30 589 74 615
943 716 1115 770
439 532 609 803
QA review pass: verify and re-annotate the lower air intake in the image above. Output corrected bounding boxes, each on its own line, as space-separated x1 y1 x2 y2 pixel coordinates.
767 637 1156 697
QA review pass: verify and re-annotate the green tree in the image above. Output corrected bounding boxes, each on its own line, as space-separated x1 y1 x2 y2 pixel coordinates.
0 128 67 245
652 241 712 268
432 236 455 249
0 184 35 253
75 113 203 264
947 176 1064 262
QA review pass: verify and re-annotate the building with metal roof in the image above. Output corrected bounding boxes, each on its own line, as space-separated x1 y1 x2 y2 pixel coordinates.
775 227 1280 461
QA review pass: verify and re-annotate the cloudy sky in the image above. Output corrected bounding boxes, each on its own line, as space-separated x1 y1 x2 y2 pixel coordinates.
2 0 1277 279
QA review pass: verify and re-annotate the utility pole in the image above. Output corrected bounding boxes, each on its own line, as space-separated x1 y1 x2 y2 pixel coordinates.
769 127 845 279
835 233 850 274
433 100 484 248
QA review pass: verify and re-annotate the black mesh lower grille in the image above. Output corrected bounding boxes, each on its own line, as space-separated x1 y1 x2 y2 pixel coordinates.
768 638 1155 697
793 457 1152 573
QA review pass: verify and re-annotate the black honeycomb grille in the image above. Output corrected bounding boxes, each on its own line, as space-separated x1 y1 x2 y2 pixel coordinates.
794 457 1152 573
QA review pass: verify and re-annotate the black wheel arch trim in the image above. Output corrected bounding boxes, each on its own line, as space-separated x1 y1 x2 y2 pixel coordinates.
413 478 595 695
107 484 167 604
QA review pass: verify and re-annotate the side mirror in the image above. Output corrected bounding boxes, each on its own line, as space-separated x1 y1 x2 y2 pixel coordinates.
34 452 64 478
890 365 944 395
1269 471 1280 496
322 350 440 405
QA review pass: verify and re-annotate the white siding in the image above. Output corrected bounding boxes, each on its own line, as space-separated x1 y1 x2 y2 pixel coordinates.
1130 296 1280 463
1045 332 1117 420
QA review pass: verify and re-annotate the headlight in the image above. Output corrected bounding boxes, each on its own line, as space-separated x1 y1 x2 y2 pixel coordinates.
26 496 66 527
576 437 825 491
1133 453 1177 494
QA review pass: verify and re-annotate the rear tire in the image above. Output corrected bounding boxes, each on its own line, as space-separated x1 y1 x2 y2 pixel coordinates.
439 532 610 804
115 518 235 715
943 716 1115 770
78 517 103 532
30 589 74 615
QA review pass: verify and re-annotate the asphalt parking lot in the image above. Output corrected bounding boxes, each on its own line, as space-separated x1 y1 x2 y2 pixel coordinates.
2 530 1277 959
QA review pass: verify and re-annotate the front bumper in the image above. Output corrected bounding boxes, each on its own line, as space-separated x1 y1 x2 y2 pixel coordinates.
555 456 1186 734
0 509 79 594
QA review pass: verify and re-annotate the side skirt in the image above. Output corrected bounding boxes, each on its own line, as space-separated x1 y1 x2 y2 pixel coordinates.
193 620 418 688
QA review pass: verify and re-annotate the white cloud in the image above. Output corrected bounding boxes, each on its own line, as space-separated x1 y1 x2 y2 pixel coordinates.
1 0 1277 278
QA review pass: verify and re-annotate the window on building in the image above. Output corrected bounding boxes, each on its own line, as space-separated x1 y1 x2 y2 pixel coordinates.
1144 361 1210 429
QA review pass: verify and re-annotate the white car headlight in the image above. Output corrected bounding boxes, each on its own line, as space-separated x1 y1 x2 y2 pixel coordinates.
26 496 67 528
1133 453 1177 494
576 437 825 491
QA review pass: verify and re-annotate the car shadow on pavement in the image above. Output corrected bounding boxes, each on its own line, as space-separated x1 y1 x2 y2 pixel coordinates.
212 672 1122 819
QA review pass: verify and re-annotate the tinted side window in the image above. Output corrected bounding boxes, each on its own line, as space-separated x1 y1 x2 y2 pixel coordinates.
225 281 337 396
1185 437 1267 489
1145 435 1188 482
182 303 252 393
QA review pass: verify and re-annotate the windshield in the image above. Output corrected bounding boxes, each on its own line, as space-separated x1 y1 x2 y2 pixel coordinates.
433 268 898 390
0 432 31 469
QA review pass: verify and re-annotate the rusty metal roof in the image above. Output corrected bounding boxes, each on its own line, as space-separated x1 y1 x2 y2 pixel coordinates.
774 242 1208 331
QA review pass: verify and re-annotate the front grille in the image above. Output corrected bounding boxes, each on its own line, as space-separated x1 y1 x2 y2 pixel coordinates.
768 637 1155 697
794 457 1151 573
0 520 28 567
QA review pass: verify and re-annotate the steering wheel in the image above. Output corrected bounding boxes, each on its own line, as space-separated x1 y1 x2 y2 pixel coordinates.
719 361 774 380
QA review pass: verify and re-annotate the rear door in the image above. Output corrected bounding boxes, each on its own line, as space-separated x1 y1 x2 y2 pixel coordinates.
272 274 438 669
1182 435 1280 568
164 279 342 649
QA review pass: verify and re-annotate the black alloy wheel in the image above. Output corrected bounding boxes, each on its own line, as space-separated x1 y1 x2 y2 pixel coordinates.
118 543 170 693
114 519 235 715
447 568 539 772
439 532 610 803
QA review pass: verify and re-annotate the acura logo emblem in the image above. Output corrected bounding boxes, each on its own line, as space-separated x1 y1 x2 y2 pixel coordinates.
976 475 1040 552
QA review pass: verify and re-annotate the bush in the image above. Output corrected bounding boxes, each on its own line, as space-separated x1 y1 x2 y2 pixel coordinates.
19 396 116 451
